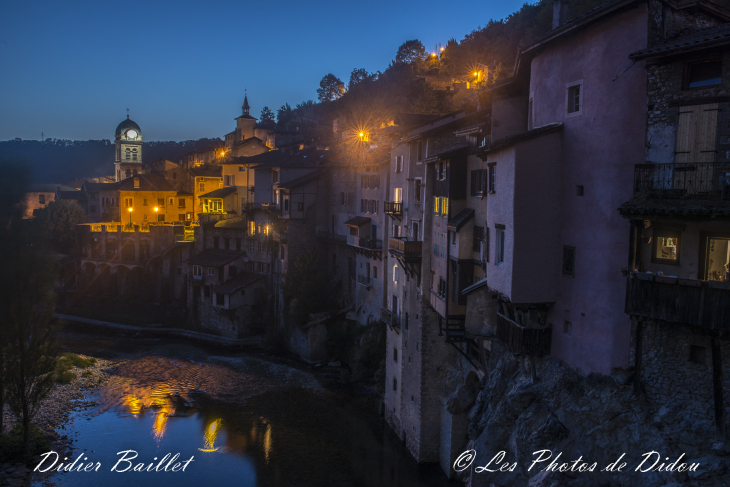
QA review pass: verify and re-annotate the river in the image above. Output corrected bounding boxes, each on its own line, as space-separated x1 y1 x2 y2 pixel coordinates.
31 332 459 487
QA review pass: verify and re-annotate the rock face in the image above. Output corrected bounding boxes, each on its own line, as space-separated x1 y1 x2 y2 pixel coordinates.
459 354 728 487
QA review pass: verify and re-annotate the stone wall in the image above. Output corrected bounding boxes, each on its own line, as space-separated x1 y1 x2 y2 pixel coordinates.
630 318 729 434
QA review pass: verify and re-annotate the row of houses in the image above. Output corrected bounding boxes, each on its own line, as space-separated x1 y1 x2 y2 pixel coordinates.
57 0 730 478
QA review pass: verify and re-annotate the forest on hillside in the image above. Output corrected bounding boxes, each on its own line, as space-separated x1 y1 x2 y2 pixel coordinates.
0 138 222 184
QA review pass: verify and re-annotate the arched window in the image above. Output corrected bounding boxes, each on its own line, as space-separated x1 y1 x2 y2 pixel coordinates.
133 169 138 176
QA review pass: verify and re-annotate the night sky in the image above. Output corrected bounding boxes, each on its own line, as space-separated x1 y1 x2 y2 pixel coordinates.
1 0 528 142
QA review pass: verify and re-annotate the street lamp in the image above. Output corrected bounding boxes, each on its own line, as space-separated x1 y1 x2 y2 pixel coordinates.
128 207 133 226
154 207 159 223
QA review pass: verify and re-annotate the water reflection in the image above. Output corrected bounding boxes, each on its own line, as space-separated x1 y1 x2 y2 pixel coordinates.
199 419 222 452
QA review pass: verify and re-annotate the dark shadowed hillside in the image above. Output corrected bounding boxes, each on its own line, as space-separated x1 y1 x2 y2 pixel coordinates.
0 138 222 184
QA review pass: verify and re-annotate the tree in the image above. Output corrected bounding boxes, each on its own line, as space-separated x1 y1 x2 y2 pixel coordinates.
34 199 86 254
259 106 275 125
394 40 427 65
0 161 60 457
348 68 377 91
296 100 316 110
276 103 293 129
316 74 345 102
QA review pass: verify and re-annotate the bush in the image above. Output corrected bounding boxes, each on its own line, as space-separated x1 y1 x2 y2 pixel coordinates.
55 353 95 383
0 423 52 463
81 370 93 378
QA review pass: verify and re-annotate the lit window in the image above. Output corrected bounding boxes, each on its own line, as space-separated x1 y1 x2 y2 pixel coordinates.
393 265 399 282
706 237 730 281
652 230 680 265
442 197 449 216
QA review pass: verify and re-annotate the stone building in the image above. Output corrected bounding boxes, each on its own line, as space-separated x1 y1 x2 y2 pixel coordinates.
21 184 76 219
117 173 193 225
618 17 730 438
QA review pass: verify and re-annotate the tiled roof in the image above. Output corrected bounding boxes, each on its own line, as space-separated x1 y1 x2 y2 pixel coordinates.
214 272 264 295
185 249 244 267
189 166 222 177
28 184 76 193
117 173 178 192
277 169 325 190
423 144 469 163
344 216 370 227
447 208 475 232
478 123 563 157
200 186 237 199
630 23 730 59
82 181 120 192
618 192 730 218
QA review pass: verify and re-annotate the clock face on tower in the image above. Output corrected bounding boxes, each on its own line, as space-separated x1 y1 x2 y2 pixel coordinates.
126 129 138 139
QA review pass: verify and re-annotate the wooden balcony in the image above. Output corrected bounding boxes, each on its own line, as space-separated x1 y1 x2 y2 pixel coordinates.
625 273 730 331
388 238 422 262
496 311 552 356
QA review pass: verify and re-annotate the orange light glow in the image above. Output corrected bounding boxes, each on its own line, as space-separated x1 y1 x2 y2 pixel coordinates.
440 47 445 51
431 52 437 57
153 207 159 212
128 207 133 212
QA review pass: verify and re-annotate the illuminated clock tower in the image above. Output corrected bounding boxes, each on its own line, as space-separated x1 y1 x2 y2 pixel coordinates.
114 113 144 181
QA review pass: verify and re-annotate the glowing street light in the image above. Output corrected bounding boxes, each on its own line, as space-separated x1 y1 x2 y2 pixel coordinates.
127 207 133 226
440 47 445 51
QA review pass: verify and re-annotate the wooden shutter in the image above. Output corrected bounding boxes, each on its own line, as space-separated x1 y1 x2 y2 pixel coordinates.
676 103 719 163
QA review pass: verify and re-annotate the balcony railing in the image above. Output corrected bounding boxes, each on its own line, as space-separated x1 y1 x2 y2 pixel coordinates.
317 231 347 245
496 311 552 356
625 273 730 331
351 237 382 250
389 238 422 262
384 201 403 215
381 307 401 328
633 162 730 201
357 274 371 287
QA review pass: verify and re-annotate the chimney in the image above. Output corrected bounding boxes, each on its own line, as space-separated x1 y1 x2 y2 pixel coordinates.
553 0 569 29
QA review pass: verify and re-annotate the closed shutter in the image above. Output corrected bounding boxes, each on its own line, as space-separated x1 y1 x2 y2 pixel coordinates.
676 103 719 163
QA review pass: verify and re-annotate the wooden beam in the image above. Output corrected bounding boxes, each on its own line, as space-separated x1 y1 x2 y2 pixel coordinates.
634 317 643 396
711 333 726 439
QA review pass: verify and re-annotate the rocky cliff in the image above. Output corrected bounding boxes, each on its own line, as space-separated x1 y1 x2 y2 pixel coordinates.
456 353 729 487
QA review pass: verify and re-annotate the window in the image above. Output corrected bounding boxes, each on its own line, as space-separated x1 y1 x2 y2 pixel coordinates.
273 190 280 205
652 229 680 265
471 170 487 196
158 198 165 207
193 265 202 278
38 194 45 205
495 226 505 266
158 214 165 222
442 197 449 216
567 82 582 114
124 198 133 208
706 237 730 281
213 237 220 249
349 226 357 236
361 175 369 189
395 155 404 173
414 179 422 202
488 164 496 193
473 226 484 252
686 59 722 89
436 161 447 180
224 175 230 186
434 197 441 215
393 265 399 282
370 174 379 189
416 140 423 162
170 198 174 205
393 347 398 362
393 377 397 391
438 277 447 298
441 233 446 257
434 231 439 256
373 265 378 279
361 199 367 213
394 188 402 203
563 320 572 336
208 267 216 276
562 245 576 277
239 166 245 172
133 178 140 189
369 200 377 214
199 182 205 192
393 225 402 237
272 170 279 183
143 198 148 206
216 293 224 306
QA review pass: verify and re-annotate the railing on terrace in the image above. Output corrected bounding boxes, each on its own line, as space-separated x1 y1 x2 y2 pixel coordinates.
496 311 552 356
352 237 382 250
389 238 422 258
625 273 730 331
384 201 403 215
380 307 400 328
633 162 730 200
317 231 347 245
357 274 371 287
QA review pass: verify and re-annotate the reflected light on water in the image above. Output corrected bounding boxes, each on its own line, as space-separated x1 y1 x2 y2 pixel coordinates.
264 423 272 464
198 419 222 452
123 394 143 417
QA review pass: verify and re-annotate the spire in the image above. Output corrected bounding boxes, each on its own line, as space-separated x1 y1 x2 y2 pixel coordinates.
127 108 130 119
242 90 250 115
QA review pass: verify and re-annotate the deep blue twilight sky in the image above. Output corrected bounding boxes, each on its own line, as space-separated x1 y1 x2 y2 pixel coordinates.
0 0 528 142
